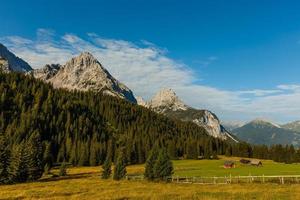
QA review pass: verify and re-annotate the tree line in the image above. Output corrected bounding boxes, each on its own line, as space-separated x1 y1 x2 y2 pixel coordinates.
0 72 299 184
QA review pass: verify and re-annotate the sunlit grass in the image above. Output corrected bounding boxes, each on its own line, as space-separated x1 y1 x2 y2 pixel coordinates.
1 156 300 200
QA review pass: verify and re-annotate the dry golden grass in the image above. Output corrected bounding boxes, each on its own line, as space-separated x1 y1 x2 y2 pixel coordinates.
1 164 300 200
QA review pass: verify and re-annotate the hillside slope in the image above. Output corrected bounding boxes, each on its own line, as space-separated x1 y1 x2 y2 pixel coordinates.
0 72 233 166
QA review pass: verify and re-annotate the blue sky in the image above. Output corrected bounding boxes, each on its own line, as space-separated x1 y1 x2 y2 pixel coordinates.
1 0 300 123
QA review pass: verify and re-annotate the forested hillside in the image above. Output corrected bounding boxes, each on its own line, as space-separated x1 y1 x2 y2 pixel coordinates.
0 72 238 182
1 72 300 184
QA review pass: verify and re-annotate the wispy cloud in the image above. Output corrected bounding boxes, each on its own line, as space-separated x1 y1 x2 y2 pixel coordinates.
1 29 300 123
193 56 218 67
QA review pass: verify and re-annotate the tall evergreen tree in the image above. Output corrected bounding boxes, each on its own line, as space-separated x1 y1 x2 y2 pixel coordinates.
43 142 53 168
153 148 173 181
0 134 9 183
27 131 44 181
113 149 127 180
59 161 67 176
101 156 112 179
144 148 159 181
8 143 29 183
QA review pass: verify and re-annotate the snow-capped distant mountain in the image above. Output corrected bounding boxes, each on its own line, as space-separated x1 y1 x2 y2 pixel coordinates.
232 119 300 146
138 88 238 142
31 52 137 103
0 43 32 72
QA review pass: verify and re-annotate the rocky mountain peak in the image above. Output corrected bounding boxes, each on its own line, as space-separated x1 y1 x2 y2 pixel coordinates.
33 52 137 103
66 52 98 68
138 88 238 142
0 43 32 72
149 88 188 112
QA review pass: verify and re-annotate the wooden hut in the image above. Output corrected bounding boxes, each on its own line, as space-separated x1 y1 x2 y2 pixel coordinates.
240 159 251 164
223 161 235 168
250 160 262 167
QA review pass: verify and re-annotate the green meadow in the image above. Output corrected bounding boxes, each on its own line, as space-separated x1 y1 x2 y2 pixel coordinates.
1 157 300 200
172 157 300 177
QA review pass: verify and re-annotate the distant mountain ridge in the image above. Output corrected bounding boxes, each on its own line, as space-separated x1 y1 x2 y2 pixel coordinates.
281 121 300 132
137 88 238 142
0 43 32 72
232 119 300 146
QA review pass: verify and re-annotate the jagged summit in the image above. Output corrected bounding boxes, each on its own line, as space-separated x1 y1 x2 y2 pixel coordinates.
0 43 32 72
148 88 188 112
138 88 238 142
32 52 137 103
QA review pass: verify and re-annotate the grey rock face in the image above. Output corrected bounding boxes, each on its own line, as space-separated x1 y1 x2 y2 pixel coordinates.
31 64 61 80
138 88 238 142
33 52 137 103
0 57 10 73
0 43 32 72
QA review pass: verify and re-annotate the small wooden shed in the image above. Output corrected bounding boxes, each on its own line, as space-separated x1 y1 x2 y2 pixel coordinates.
240 159 251 164
250 160 263 167
224 161 235 168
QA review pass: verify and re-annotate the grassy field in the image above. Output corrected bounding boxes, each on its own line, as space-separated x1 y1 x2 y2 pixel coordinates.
173 156 300 177
1 157 300 200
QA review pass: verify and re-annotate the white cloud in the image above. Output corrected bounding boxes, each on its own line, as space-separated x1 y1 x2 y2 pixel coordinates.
1 29 300 123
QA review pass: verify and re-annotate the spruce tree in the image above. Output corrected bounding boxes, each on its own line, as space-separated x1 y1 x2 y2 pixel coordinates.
113 149 126 180
8 143 29 183
59 161 67 176
43 142 53 168
27 131 44 181
101 156 112 179
144 148 159 181
153 148 173 181
0 134 9 183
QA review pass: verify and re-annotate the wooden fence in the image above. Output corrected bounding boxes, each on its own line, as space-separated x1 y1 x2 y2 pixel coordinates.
125 175 300 184
168 175 300 184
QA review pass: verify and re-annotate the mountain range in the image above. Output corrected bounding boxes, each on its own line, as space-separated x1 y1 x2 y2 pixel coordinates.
0 43 236 142
2 42 300 146
232 119 300 146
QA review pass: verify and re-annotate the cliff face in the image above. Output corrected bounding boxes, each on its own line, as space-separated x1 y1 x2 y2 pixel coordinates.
139 88 238 142
0 43 32 72
32 52 137 103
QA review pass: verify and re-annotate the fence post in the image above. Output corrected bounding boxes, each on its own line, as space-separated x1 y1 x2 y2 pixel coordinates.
262 174 265 183
230 174 232 184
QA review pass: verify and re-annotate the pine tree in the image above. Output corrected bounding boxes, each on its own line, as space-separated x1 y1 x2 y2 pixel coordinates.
153 148 173 181
8 143 29 183
0 134 9 183
43 142 53 168
59 161 67 176
27 131 44 181
144 148 159 181
113 149 126 180
101 156 112 179
78 142 89 166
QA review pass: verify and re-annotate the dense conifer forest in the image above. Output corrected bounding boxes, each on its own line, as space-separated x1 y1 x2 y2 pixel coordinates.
0 72 300 183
